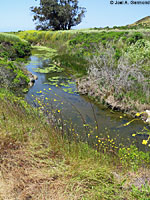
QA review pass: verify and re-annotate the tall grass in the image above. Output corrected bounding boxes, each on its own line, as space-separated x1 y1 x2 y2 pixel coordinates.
0 88 150 199
0 32 27 43
17 30 76 48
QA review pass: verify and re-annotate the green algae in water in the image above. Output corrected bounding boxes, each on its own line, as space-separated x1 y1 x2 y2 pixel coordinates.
48 77 61 82
30 61 39 65
32 46 57 59
44 82 57 86
63 87 77 94
33 65 64 73
44 76 61 85
68 81 75 85
60 83 70 87
44 76 77 94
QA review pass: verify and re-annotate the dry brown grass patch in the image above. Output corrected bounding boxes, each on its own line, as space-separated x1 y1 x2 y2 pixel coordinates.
0 140 70 200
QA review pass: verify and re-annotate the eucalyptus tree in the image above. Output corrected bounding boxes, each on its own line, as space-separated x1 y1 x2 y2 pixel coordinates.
31 0 86 30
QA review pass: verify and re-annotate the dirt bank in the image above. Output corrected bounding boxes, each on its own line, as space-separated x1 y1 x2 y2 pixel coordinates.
76 77 150 118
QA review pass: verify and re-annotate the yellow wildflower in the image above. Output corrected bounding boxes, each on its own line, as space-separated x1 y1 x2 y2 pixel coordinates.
96 136 98 138
135 112 141 117
54 99 57 102
124 122 130 126
120 116 123 119
142 140 148 145
132 134 136 137
57 110 60 113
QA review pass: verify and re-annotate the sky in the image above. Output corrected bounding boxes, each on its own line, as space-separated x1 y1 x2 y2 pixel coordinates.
0 0 150 32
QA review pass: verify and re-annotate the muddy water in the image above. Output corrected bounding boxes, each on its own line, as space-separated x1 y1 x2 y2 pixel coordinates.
25 52 149 150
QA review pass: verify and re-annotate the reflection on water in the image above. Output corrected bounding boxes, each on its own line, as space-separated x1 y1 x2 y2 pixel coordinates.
25 55 149 150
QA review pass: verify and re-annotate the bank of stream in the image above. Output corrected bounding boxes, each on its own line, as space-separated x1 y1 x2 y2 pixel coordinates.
25 48 149 151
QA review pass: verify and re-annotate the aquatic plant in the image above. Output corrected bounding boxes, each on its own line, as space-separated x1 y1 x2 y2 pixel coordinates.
33 65 64 73
32 46 57 59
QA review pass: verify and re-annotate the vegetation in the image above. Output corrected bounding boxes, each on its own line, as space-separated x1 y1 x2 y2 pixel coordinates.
91 16 150 30
0 89 150 199
1 21 150 198
0 32 31 60
16 29 150 112
0 32 27 43
82 35 150 111
31 0 86 30
129 16 150 29
0 33 31 93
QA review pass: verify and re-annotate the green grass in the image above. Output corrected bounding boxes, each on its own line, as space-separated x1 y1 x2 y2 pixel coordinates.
0 59 29 93
17 30 76 48
0 33 31 60
0 32 31 94
0 89 149 199
0 32 27 43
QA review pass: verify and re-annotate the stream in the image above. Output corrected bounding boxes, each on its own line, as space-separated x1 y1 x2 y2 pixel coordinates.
25 49 149 151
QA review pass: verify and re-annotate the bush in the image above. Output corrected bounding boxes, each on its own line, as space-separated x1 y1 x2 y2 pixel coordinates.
127 32 143 45
0 60 29 91
114 48 122 61
13 42 31 58
0 33 31 60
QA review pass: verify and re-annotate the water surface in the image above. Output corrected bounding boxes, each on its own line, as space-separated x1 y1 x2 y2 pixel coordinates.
25 52 149 150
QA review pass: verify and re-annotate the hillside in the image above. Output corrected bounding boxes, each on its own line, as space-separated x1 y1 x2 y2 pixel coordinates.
129 16 150 27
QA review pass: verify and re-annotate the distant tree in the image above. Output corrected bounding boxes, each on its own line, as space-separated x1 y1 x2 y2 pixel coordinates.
31 0 86 30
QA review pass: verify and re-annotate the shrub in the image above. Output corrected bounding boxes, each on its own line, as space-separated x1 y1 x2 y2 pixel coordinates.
0 33 31 60
13 42 31 58
127 32 143 44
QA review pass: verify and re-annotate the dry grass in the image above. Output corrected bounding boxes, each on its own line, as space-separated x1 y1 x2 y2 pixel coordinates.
129 16 150 27
0 98 90 200
0 139 100 200
0 138 83 200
